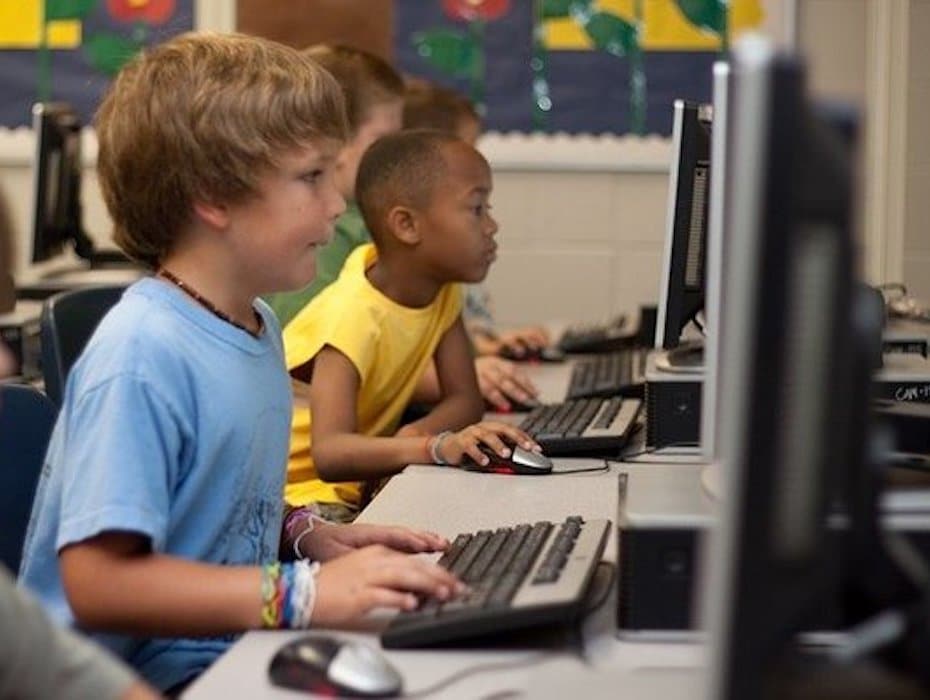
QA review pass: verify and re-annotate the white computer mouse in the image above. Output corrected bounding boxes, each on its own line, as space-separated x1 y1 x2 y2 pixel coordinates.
268 634 403 698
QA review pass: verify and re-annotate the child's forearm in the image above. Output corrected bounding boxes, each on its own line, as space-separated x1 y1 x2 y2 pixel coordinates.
61 545 262 636
405 391 483 437
313 433 437 480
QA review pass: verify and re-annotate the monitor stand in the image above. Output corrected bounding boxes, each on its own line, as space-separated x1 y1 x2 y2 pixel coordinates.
654 341 705 374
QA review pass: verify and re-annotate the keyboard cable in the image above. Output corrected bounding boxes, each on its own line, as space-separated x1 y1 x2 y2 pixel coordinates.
401 551 617 697
402 651 558 699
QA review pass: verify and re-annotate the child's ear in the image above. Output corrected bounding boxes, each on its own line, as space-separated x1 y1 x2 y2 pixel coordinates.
386 205 422 246
192 199 230 231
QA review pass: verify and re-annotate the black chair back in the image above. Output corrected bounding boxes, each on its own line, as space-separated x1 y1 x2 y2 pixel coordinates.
40 285 125 406
0 383 57 572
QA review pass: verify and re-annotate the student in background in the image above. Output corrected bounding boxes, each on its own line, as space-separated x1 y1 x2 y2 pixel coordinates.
266 46 537 412
283 129 541 523
266 44 404 328
18 33 459 694
403 79 551 361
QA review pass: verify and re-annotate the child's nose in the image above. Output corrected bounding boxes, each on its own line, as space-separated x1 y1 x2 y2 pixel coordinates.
328 185 347 219
486 214 499 237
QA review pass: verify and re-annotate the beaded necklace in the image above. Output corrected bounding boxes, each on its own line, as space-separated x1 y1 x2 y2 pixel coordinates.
158 268 263 338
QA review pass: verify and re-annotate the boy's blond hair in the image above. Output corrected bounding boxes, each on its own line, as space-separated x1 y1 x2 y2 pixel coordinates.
96 32 348 268
304 44 403 138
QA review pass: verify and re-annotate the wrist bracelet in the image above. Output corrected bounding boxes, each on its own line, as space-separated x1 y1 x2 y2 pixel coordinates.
291 511 329 559
429 430 453 466
260 562 283 629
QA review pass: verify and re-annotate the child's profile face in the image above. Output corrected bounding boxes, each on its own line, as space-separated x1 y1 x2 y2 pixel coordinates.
223 140 346 295
334 99 403 201
417 142 498 284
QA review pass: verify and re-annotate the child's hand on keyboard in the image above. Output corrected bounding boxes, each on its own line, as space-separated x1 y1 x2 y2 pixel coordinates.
311 546 464 626
434 421 542 466
298 522 449 561
497 326 551 357
474 356 539 411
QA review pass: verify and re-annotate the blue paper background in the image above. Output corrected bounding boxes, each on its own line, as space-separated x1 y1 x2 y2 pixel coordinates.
394 1 717 135
0 1 193 128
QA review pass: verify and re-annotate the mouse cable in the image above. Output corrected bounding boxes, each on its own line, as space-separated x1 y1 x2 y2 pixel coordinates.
402 651 557 699
553 459 611 475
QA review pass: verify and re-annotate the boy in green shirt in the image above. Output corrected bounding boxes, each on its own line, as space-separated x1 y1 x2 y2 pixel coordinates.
266 45 404 327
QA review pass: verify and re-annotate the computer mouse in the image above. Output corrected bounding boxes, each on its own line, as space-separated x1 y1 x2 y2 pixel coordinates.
268 635 403 698
464 442 554 475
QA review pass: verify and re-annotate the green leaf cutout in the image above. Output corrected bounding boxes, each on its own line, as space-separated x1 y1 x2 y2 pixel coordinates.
541 0 592 20
582 12 637 58
83 33 140 76
45 0 98 21
674 0 726 34
411 30 477 78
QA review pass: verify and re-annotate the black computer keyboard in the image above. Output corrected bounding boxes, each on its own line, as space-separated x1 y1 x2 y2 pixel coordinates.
381 516 609 649
566 349 648 401
557 317 633 354
518 397 642 456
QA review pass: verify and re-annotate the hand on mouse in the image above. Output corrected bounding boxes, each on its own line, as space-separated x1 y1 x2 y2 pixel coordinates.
432 420 541 467
297 522 449 562
311 546 463 626
474 356 539 411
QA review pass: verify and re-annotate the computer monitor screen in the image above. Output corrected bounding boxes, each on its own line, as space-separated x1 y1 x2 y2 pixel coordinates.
702 40 865 699
31 103 85 265
654 100 712 361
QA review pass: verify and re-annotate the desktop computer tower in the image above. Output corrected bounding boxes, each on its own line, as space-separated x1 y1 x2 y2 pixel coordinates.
644 353 704 450
0 301 42 381
616 464 712 634
616 464 930 635
873 352 930 403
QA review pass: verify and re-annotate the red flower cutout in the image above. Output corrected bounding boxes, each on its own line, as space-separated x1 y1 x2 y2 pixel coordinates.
106 0 176 25
442 0 511 22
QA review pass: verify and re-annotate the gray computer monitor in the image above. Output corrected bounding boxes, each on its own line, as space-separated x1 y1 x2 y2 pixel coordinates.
654 99 712 369
700 38 868 699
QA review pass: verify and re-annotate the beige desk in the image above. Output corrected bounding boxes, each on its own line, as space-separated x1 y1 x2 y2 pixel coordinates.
184 360 708 699
185 462 706 699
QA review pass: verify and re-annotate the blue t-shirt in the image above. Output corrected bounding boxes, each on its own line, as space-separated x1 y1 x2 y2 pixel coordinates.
18 278 292 691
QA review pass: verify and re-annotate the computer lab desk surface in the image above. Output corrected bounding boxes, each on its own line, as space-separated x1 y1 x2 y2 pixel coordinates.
184 461 708 699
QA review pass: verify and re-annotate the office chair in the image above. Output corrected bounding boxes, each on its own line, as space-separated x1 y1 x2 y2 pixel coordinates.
0 383 57 573
40 284 126 406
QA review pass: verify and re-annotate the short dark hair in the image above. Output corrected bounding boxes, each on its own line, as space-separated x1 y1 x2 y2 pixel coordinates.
355 129 461 244
402 79 479 135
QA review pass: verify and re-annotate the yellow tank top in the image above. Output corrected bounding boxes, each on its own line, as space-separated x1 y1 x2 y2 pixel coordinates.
282 244 462 508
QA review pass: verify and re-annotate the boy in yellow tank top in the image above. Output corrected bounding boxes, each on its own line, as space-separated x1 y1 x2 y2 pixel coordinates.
283 130 541 523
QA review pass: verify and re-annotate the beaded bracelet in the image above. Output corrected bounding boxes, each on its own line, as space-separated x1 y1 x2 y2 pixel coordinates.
261 560 322 629
429 430 453 466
